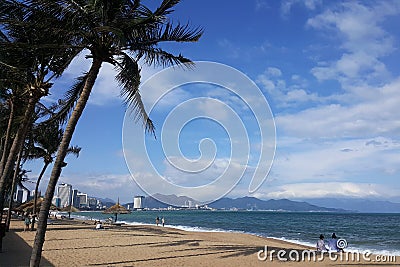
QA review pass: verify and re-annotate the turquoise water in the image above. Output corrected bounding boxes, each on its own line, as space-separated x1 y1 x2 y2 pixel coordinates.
71 210 400 256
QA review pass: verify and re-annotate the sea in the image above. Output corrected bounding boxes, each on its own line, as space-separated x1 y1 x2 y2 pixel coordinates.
69 210 400 256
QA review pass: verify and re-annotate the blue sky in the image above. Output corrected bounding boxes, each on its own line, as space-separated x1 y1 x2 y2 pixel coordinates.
25 0 400 204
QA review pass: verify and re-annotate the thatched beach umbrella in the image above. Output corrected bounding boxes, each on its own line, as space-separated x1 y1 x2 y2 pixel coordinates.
102 200 130 222
61 205 80 219
16 198 59 214
15 198 44 213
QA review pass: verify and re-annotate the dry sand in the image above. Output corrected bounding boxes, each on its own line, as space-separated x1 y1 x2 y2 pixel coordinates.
1 218 398 266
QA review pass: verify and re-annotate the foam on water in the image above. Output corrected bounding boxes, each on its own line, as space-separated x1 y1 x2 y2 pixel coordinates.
120 220 241 234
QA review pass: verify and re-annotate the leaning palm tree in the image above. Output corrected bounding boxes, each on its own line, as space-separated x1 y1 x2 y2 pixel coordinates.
29 1 202 265
27 122 81 230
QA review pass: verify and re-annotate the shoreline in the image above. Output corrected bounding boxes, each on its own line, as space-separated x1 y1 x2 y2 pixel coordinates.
71 212 400 257
2 217 398 266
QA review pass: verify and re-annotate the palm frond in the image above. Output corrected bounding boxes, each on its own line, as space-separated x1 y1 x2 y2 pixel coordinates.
66 145 81 157
47 73 87 125
160 22 203 43
126 89 155 136
138 47 194 68
115 53 141 93
25 146 47 160
115 53 155 135
154 0 181 17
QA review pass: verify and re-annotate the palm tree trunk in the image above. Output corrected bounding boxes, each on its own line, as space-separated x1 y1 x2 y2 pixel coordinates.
31 162 49 231
0 96 36 221
30 59 103 267
0 99 14 175
5 148 23 232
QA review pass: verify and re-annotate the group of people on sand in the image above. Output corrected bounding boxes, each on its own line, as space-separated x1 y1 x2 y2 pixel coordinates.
317 233 344 252
23 212 36 231
155 216 165 227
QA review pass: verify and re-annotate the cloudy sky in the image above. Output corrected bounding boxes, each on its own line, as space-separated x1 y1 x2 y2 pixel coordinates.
26 0 400 204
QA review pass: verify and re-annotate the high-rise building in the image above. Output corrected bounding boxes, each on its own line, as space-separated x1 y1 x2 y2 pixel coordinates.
72 189 80 208
14 184 30 203
58 183 72 207
77 192 88 208
88 197 98 209
52 196 61 208
133 196 145 210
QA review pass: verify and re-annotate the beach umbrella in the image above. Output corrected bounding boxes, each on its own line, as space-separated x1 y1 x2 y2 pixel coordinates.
102 200 130 222
61 205 80 218
15 198 59 213
15 198 44 213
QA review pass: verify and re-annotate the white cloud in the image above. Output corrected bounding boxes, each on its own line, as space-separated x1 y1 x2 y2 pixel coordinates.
253 2 400 201
265 136 400 198
217 39 240 58
255 0 269 11
276 78 400 138
257 67 322 106
281 0 322 16
307 2 399 87
259 182 400 199
58 50 165 107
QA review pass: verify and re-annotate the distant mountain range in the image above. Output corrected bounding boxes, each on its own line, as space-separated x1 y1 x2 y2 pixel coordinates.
93 197 117 209
112 194 400 213
303 198 400 213
124 194 347 212
209 196 347 212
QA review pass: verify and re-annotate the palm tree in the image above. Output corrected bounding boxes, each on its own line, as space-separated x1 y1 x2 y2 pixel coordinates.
0 0 81 215
28 1 202 266
5 148 24 231
27 122 81 230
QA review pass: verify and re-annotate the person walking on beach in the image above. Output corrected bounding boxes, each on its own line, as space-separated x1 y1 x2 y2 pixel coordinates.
317 234 329 252
162 217 165 227
156 216 160 226
24 213 31 231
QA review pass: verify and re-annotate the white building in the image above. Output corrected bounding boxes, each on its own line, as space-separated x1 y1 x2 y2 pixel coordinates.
14 184 30 203
57 183 72 207
52 196 61 207
133 196 145 210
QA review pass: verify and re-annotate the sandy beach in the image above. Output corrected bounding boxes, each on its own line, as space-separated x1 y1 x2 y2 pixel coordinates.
1 218 398 267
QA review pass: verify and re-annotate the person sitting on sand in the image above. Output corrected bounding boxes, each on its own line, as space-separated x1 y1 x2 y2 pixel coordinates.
95 221 104 230
317 234 329 252
328 233 340 252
